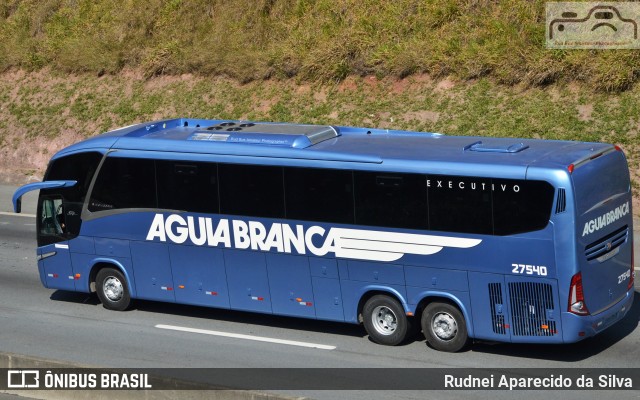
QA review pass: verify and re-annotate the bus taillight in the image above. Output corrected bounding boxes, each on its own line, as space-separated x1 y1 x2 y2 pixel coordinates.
569 272 589 315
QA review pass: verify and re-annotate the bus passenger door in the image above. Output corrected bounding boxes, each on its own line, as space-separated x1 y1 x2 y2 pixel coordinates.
468 272 512 342
38 197 75 291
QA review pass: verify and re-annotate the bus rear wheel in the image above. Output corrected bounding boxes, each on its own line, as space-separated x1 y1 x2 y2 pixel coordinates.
422 302 468 352
95 267 131 311
362 295 411 346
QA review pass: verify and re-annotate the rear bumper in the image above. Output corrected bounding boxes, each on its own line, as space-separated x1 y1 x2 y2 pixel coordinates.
561 288 634 343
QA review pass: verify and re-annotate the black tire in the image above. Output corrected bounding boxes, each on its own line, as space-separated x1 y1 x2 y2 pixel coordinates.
362 295 411 346
95 267 131 311
421 302 469 352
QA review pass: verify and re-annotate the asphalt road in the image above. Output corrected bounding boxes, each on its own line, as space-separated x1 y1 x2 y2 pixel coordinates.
0 184 639 400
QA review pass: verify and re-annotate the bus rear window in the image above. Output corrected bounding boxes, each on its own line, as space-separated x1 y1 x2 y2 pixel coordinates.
572 150 630 215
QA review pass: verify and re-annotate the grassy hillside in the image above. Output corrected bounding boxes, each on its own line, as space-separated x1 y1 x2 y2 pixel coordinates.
0 70 638 193
1 0 639 91
0 1 638 213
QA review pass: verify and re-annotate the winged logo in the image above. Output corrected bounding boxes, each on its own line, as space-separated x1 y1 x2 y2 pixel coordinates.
147 214 483 262
331 228 482 262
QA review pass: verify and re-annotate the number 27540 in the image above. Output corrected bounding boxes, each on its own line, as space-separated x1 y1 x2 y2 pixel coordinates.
511 264 548 276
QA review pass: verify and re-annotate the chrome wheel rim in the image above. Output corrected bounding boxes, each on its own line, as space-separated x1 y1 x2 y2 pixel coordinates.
371 305 398 336
103 276 124 302
432 311 458 341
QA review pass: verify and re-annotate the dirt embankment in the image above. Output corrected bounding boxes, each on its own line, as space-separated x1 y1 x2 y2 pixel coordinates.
0 68 638 215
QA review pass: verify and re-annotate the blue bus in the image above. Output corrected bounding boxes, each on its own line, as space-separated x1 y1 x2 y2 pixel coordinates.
13 119 635 352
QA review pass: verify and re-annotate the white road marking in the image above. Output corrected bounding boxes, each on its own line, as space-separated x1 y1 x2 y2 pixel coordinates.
0 211 36 218
155 324 336 350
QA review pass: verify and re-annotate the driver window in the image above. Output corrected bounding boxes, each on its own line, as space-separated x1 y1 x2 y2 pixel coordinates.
40 198 65 236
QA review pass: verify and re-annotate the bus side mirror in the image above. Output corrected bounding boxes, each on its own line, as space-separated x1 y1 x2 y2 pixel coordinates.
13 180 78 213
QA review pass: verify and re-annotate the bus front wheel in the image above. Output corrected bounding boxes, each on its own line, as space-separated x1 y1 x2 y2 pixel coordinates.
421 302 469 352
95 267 131 311
362 295 411 346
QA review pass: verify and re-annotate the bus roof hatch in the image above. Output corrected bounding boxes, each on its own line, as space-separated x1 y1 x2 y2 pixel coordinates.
187 122 340 149
464 141 529 153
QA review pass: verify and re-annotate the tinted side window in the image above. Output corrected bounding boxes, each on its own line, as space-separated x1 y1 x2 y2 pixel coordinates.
493 179 554 235
218 164 285 218
428 176 493 234
157 161 218 213
89 157 156 211
354 171 428 229
285 167 354 224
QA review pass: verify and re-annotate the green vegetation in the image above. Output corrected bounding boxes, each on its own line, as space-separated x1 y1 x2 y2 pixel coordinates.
1 71 638 178
1 0 639 91
0 1 638 205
